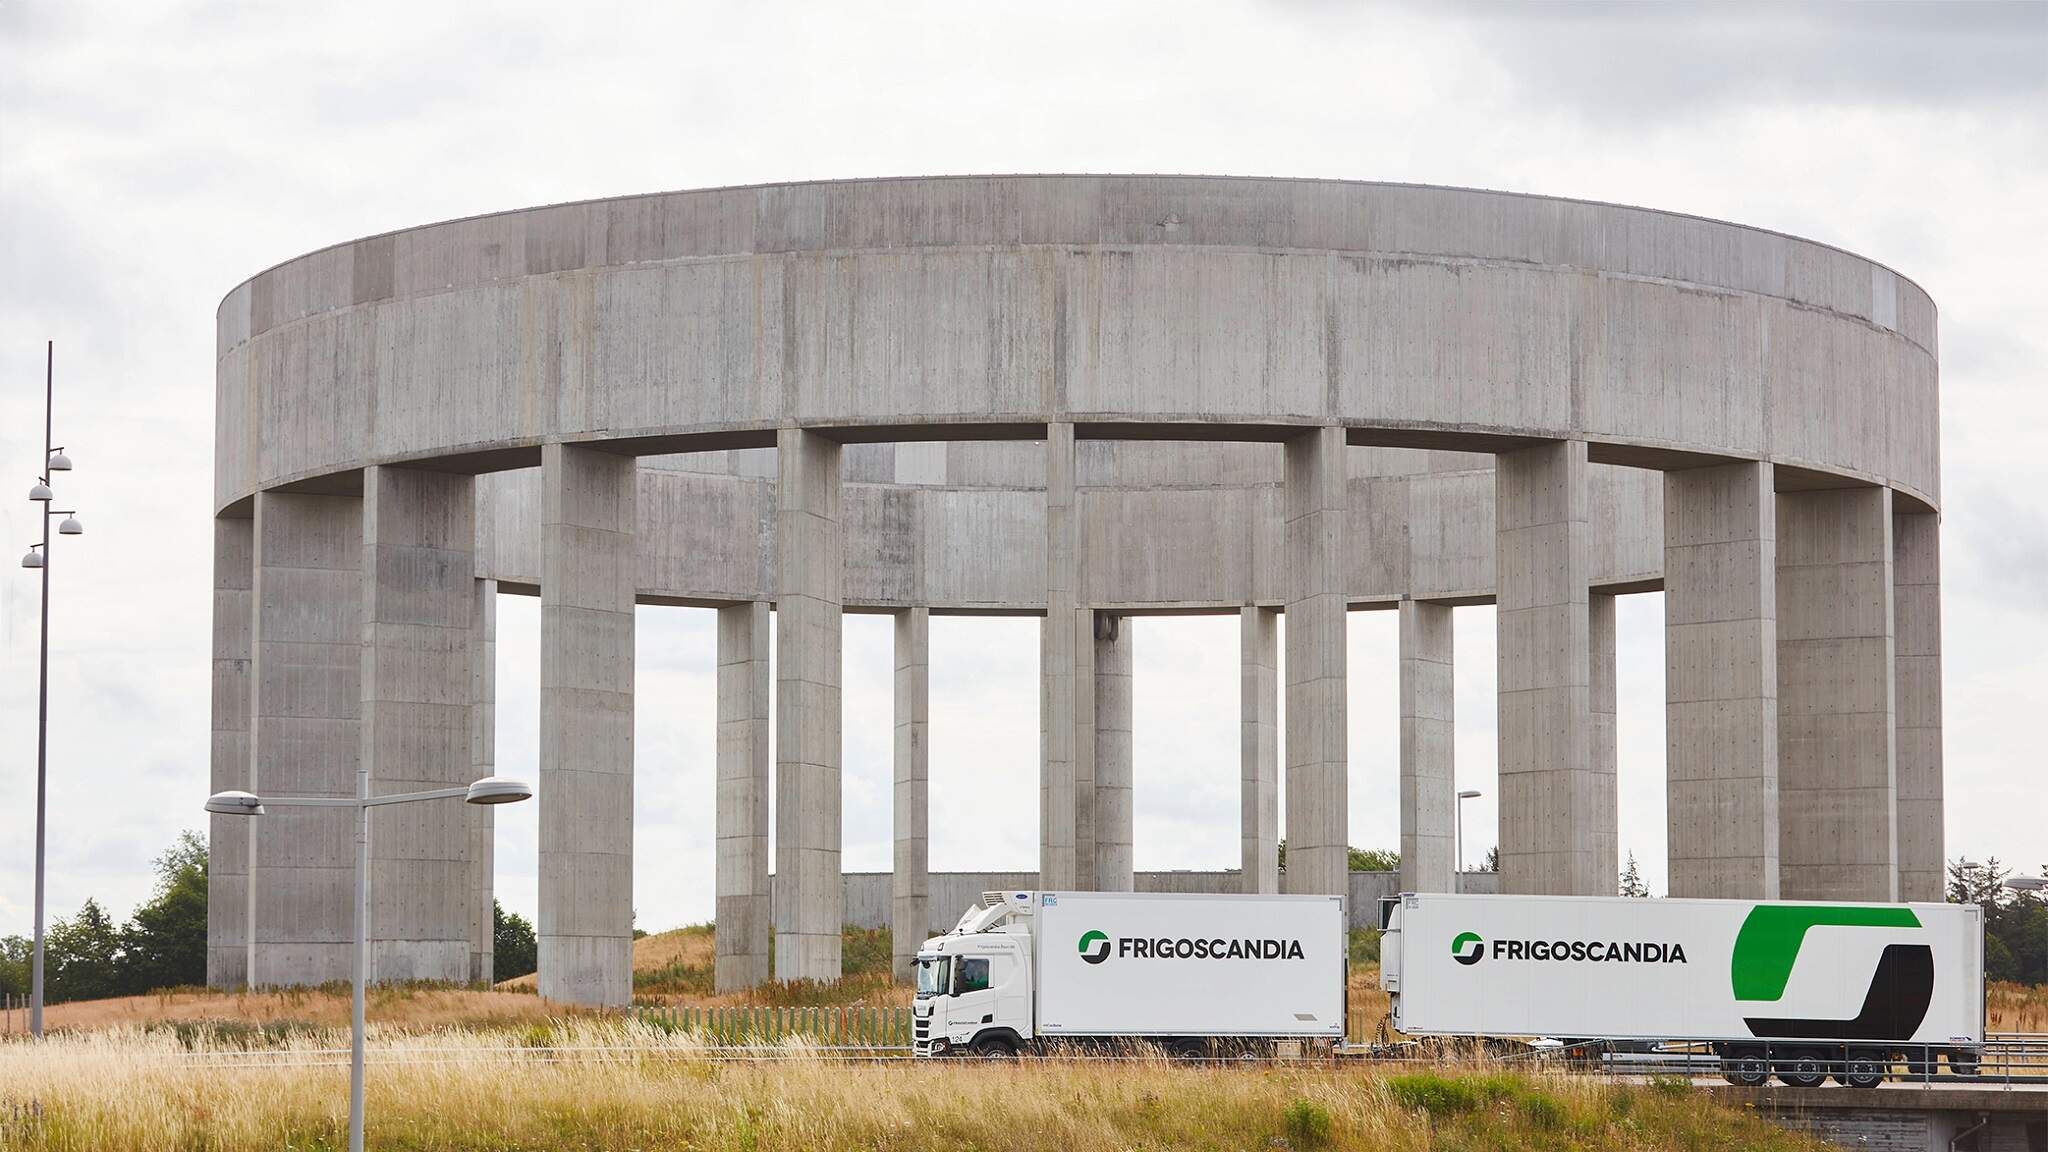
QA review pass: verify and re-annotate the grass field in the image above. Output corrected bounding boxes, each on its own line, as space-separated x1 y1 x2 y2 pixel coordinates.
0 1019 1835 1151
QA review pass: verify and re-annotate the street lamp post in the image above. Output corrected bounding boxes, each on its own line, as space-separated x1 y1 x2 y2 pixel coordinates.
20 340 83 1040
207 773 532 1152
1456 789 1482 890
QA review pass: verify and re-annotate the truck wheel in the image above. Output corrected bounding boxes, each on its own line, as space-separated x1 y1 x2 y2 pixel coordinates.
1775 1049 1828 1089
971 1035 1020 1059
1838 1050 1885 1089
1722 1050 1769 1087
1903 1048 1935 1079
1946 1050 1980 1079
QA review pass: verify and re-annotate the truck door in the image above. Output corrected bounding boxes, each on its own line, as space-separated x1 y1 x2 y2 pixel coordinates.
949 955 1000 1042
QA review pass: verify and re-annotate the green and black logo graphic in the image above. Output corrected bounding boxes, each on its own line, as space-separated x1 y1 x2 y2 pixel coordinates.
1078 930 1111 965
1731 906 1933 1042
1451 931 1484 966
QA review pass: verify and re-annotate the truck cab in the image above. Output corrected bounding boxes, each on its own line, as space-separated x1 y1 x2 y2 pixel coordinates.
913 891 1036 1057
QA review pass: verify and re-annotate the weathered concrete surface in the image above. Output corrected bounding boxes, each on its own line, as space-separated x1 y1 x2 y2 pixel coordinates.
538 444 636 1005
1284 427 1349 897
1589 592 1619 890
468 578 496 985
1240 606 1279 895
1893 511 1944 904
1665 463 1779 899
361 466 475 983
891 607 929 982
250 492 362 986
1777 487 1896 903
775 428 843 981
715 600 771 991
1094 616 1134 892
207 515 254 988
1399 599 1455 893
1040 424 1081 890
1496 441 1602 896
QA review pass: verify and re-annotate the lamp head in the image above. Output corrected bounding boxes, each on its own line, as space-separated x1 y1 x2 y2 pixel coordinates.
47 449 72 472
58 516 82 536
204 790 265 816
20 548 43 569
29 482 53 502
1457 789 1482 799
464 776 534 805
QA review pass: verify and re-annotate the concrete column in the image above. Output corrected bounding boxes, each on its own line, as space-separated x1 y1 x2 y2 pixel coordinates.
716 600 771 991
1040 422 1080 889
1399 599 1454 893
468 578 497 985
1073 609 1099 892
1777 487 1896 902
1094 615 1134 892
538 443 636 1005
1589 592 1619 890
1664 462 1779 899
249 491 362 986
1284 426 1348 896
1495 440 1602 895
1893 511 1944 903
1240 606 1279 894
891 606 930 980
361 466 475 984
207 515 254 988
775 427 843 981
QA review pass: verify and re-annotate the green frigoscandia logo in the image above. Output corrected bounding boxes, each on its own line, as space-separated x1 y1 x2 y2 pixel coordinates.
1078 930 1111 965
1451 931 1484 966
1730 904 1933 1042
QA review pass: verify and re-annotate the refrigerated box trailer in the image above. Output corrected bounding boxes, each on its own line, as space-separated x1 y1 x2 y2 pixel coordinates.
912 890 1347 1057
1380 892 1985 1087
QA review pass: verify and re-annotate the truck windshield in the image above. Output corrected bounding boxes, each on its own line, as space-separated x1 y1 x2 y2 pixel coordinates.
915 956 950 998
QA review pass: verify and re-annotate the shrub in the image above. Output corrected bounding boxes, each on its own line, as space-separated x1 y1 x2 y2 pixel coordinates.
1282 1098 1332 1148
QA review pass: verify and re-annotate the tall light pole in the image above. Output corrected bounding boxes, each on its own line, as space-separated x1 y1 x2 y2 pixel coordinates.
207 774 532 1152
1456 789 1482 889
20 340 83 1039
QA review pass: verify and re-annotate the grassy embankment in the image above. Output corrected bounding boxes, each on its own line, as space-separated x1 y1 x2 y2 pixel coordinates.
0 1019 1836 1152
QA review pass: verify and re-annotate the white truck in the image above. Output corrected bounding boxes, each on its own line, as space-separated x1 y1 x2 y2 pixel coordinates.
911 890 1348 1057
1380 892 1986 1087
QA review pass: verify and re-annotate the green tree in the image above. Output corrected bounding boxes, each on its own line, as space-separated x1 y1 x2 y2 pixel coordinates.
1348 847 1400 873
0 935 28 996
120 830 209 992
1480 846 1499 873
493 900 537 982
47 898 125 1003
1619 852 1649 898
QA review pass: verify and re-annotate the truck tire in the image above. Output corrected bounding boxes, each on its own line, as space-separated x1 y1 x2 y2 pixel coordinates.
1838 1050 1885 1089
1722 1049 1770 1087
1774 1049 1828 1089
1903 1048 1936 1079
971 1034 1020 1059
1946 1049 1980 1079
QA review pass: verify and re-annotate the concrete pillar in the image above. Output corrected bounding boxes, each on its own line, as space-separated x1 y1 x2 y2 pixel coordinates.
249 491 362 986
1777 487 1896 902
1495 440 1602 895
468 578 497 985
1073 610 1100 892
1094 615 1134 892
538 443 636 1005
716 600 771 990
1893 511 1944 903
1284 426 1348 896
207 515 254 988
891 607 930 980
1664 462 1779 899
1240 606 1279 894
775 427 843 981
361 466 475 984
1589 592 1619 890
1398 599 1454 893
1040 422 1080 890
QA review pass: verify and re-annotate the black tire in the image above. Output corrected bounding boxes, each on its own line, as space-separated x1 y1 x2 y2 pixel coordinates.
1775 1049 1828 1089
1166 1038 1210 1061
1722 1049 1770 1087
1946 1050 1980 1079
970 1034 1020 1059
1838 1050 1885 1089
1903 1047 1936 1079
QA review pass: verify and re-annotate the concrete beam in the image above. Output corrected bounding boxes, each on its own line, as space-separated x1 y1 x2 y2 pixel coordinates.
775 428 843 981
1894 510 1943 903
891 606 929 980
469 578 496 985
1284 427 1349 896
1041 422 1080 890
1399 599 1454 893
1240 606 1279 894
1495 440 1603 895
1777 487 1896 902
207 515 254 988
1664 462 1779 899
361 466 475 984
1094 615 1134 892
538 444 636 1005
716 600 771 990
250 491 362 986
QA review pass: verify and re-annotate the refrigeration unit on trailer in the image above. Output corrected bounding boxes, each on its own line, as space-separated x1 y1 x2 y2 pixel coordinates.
912 890 1347 1057
1380 892 1985 1087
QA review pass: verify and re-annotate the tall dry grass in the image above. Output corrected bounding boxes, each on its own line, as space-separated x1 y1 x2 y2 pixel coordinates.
0 1019 1832 1151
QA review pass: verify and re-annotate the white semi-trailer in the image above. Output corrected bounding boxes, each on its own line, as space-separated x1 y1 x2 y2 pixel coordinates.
1380 892 1986 1087
911 890 1347 1057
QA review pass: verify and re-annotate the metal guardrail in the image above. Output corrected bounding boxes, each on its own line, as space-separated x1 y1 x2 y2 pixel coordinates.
627 1004 915 1048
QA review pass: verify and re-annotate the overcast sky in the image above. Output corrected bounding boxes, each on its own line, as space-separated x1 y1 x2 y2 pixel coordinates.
3 0 2044 936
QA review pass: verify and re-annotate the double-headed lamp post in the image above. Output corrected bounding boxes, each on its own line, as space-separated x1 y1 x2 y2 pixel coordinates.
21 340 83 1039
206 773 532 1152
